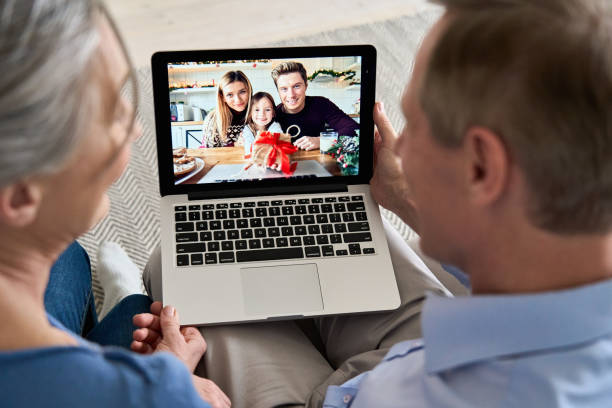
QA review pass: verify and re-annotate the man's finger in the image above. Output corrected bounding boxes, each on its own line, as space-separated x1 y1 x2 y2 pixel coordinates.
150 301 163 316
131 340 154 354
133 313 161 331
159 305 183 345
133 327 161 344
373 102 397 146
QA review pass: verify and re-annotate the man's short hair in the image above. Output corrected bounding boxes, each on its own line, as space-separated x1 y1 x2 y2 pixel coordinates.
271 61 308 87
423 0 612 234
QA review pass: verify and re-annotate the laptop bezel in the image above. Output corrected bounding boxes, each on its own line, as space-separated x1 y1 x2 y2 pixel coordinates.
151 45 376 197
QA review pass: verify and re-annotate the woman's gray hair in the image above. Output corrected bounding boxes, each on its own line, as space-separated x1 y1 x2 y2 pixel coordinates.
0 0 101 187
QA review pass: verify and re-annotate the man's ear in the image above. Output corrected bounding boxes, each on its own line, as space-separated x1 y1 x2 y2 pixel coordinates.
0 181 44 227
463 126 510 206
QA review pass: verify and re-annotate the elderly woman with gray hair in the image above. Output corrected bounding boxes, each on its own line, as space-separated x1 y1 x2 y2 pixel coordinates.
0 1 229 407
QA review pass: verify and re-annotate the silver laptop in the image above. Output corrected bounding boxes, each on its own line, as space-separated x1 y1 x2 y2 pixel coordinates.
151 45 400 325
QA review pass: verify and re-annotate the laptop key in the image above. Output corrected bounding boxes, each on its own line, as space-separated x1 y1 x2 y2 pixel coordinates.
207 242 220 251
255 228 267 238
321 204 333 213
230 202 242 208
342 213 355 222
250 218 262 228
256 208 267 217
329 214 341 223
195 221 208 231
316 214 328 223
336 249 348 256
334 224 347 233
268 207 281 216
348 222 370 232
209 221 221 230
175 212 187 222
237 219 249 229
262 238 275 248
249 239 261 249
271 200 283 206
216 203 228 209
205 253 217 264
189 204 201 211
213 231 226 241
202 204 214 210
229 209 241 218
221 241 234 251
202 211 214 220
303 236 316 246
175 206 187 212
191 253 204 265
282 206 294 215
177 254 189 266
235 240 247 250
295 226 307 235
176 232 198 243
339 196 350 202
227 230 239 240
242 208 254 218
351 195 363 201
223 220 235 229
334 203 346 212
281 226 294 236
284 199 296 205
276 237 289 247
295 205 307 214
290 216 302 225
311 198 323 203
177 243 206 253
347 202 366 212
316 235 329 245
330 234 342 244
200 231 212 241
303 215 315 224
240 229 253 239
322 245 335 256
305 246 321 258
325 197 337 202
363 248 376 254
236 247 304 262
349 244 362 255
308 225 321 235
244 202 256 208
290 236 302 246
298 198 309 204
219 251 235 263
308 205 320 214
215 210 228 219
322 224 334 234
277 217 289 226
263 217 276 227
267 227 280 237
356 212 368 221
257 201 269 207
189 212 200 221
176 222 194 232
343 232 372 243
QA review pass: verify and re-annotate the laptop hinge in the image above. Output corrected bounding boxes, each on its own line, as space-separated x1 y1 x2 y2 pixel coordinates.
187 184 348 201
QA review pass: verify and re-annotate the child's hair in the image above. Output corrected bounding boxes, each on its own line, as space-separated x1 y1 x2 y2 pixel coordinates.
246 92 277 133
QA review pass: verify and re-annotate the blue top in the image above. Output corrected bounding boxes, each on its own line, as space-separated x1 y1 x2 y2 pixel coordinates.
1 314 210 408
324 278 612 407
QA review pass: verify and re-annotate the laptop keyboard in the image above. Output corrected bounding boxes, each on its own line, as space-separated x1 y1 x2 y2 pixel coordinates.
174 194 376 266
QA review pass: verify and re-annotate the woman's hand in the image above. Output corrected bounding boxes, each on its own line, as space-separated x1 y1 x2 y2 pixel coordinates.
192 375 232 408
370 102 419 233
294 136 320 151
131 301 206 373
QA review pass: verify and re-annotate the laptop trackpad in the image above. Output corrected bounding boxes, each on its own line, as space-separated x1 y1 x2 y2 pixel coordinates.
240 263 323 316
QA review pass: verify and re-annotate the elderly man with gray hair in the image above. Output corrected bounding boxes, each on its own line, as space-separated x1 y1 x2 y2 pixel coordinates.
156 0 611 406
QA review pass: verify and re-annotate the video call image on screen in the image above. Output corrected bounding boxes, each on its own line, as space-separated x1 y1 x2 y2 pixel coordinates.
168 56 362 185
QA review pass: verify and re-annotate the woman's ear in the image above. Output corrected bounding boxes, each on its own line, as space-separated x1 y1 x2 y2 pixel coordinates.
464 126 511 206
0 181 44 227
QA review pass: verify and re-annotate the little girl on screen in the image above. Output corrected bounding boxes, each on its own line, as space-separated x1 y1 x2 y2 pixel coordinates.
242 91 283 157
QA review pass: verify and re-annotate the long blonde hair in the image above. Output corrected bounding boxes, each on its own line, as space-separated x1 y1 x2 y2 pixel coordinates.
215 70 252 143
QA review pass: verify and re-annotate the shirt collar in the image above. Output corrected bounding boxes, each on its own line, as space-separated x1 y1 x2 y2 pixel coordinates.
422 278 612 374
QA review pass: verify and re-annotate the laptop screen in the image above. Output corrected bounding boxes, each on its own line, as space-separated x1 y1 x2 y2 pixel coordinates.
166 56 363 186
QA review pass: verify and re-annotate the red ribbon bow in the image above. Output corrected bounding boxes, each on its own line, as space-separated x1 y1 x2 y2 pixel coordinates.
254 131 298 175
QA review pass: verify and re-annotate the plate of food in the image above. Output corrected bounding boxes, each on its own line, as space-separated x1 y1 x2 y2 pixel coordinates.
174 148 205 184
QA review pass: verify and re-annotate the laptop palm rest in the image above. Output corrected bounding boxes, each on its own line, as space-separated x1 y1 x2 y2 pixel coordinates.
240 263 324 316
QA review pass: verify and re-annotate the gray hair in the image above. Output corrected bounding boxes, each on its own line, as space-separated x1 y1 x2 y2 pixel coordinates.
0 0 101 187
422 0 612 234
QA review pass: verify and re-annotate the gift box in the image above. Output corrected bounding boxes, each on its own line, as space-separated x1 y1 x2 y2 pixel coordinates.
248 131 298 175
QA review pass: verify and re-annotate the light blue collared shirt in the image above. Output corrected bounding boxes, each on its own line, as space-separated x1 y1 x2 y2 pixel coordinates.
324 278 612 407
